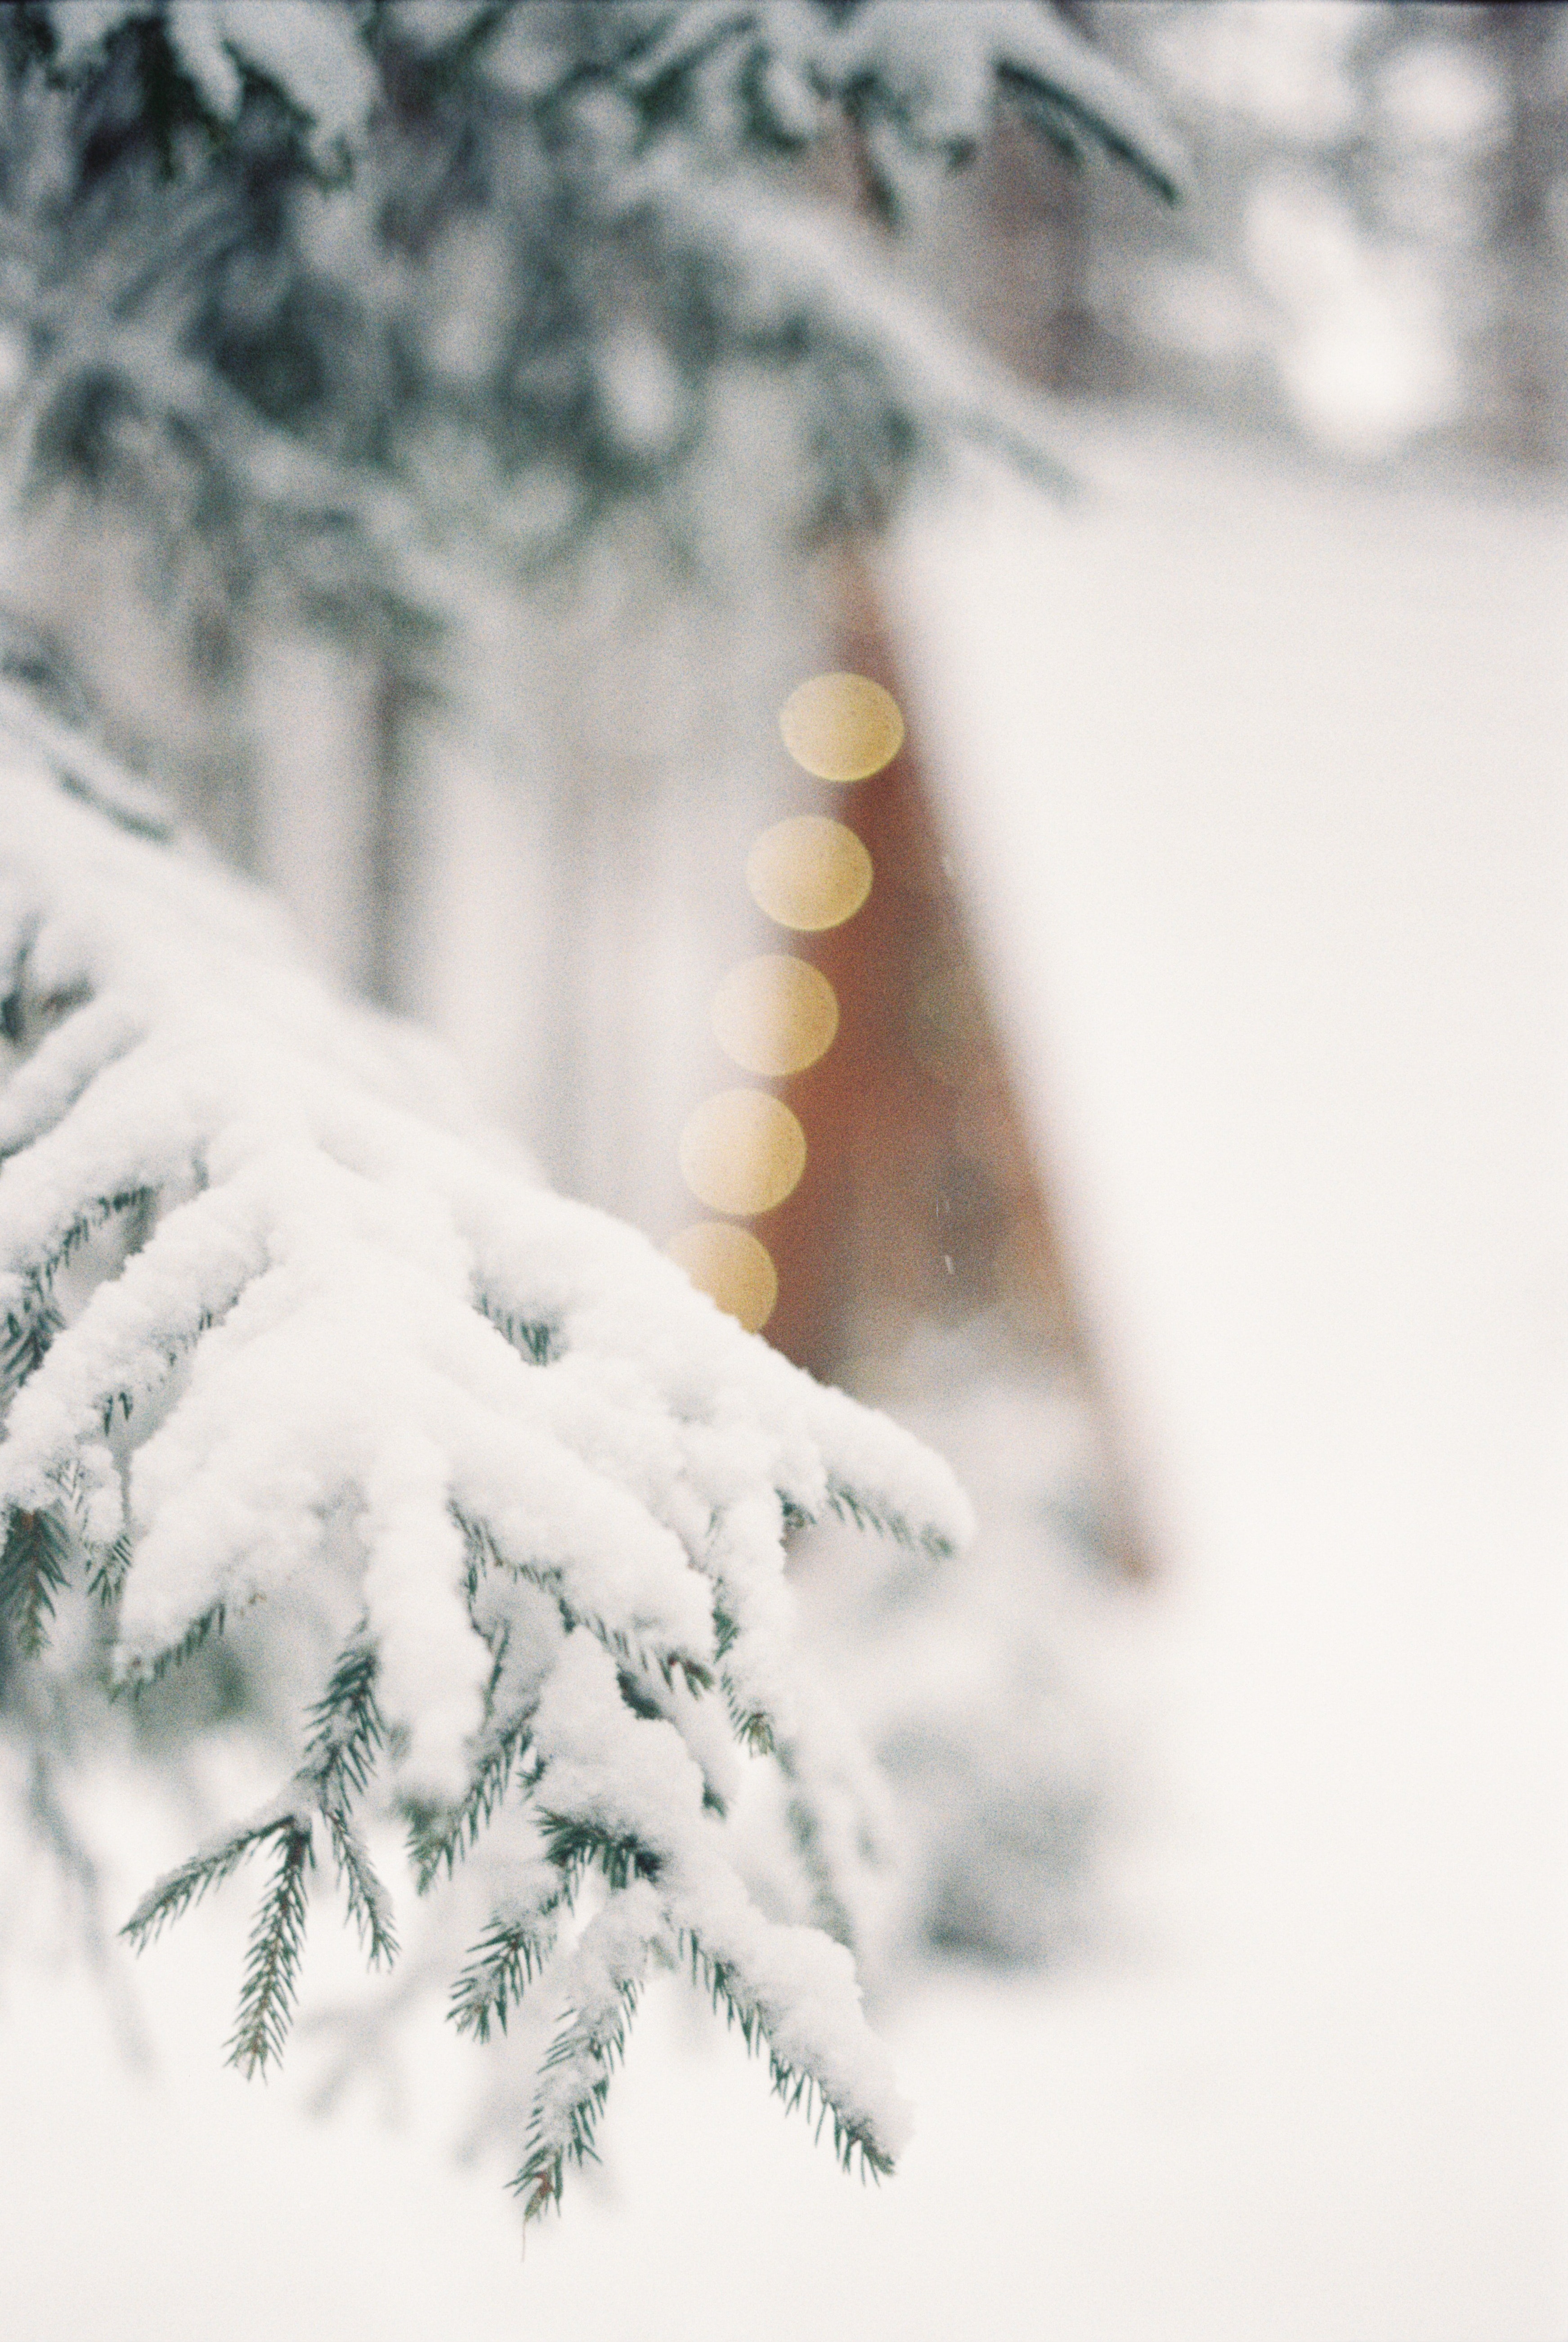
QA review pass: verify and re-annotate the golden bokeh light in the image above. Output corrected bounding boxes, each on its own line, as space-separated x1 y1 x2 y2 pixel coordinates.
746 817 872 933
678 1087 806 1217
711 954 839 1078
666 1221 779 1334
779 672 905 782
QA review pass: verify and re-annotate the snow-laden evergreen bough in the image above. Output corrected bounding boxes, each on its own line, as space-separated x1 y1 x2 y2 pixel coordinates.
0 1 1183 660
0 714 971 2215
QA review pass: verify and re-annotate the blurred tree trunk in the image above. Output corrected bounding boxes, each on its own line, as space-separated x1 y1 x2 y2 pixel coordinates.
1482 3 1565 469
366 667 408 1012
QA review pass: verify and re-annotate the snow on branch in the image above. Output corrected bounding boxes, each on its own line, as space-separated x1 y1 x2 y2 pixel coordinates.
632 165 1082 508
0 713 971 2210
618 0 1186 200
36 0 1185 199
5 2 1181 653
44 0 376 172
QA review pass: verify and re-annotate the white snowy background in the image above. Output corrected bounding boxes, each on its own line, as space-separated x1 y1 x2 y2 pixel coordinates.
1 420 1562 2341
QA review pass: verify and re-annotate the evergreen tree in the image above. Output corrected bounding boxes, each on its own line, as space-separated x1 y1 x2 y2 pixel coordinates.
0 1 1179 2216
0 1 1182 675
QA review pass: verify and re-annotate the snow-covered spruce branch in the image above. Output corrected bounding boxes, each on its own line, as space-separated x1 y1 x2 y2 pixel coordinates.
0 3 1181 648
618 0 1187 206
0 722 971 2211
34 0 1184 202
121 1632 397 2075
626 167 1084 508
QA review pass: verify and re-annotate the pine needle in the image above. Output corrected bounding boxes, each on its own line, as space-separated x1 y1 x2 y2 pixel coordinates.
0 1506 72 1657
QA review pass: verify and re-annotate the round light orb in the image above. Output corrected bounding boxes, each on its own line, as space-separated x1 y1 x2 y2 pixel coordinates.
666 1222 779 1334
678 1088 806 1217
711 955 839 1078
746 817 872 933
779 672 905 782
